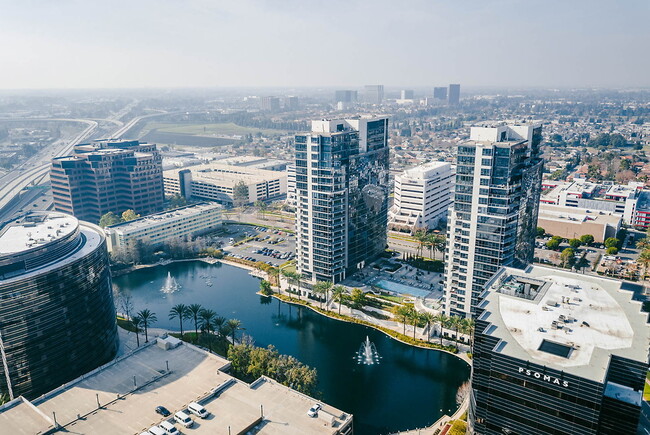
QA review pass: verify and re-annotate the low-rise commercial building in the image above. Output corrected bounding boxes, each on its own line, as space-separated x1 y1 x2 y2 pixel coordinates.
541 179 650 228
388 161 453 232
470 265 649 435
163 163 287 205
0 338 353 435
536 203 621 243
104 202 222 252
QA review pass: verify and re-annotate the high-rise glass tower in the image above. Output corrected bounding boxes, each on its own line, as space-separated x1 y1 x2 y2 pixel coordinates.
448 84 460 105
444 122 543 318
295 118 389 283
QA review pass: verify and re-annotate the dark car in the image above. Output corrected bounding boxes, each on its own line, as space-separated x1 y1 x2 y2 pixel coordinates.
155 406 171 417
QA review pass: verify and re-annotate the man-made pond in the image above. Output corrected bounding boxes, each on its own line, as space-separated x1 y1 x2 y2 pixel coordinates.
113 261 470 435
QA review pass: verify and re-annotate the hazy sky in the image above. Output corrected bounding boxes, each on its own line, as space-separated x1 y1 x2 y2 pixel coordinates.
1 0 649 89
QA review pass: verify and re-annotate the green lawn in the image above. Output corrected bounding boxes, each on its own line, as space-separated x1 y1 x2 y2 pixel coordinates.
144 122 288 137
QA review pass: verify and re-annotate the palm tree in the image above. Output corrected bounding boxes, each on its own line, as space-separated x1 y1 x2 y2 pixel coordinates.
449 316 462 350
226 319 242 345
136 309 157 343
433 313 447 345
434 235 446 259
198 308 217 351
410 310 421 339
131 315 142 347
462 318 476 349
413 229 427 258
282 270 300 300
391 305 413 335
421 312 436 342
312 281 330 309
169 304 189 337
332 285 346 315
213 316 227 339
637 238 650 250
187 303 203 340
637 250 650 281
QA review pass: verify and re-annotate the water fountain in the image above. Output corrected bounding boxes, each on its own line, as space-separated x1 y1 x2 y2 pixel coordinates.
356 336 381 365
160 271 181 294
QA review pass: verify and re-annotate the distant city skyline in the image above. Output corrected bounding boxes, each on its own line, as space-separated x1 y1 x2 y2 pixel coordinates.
1 0 649 89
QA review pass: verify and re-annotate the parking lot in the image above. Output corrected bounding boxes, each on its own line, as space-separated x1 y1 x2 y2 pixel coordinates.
219 224 296 267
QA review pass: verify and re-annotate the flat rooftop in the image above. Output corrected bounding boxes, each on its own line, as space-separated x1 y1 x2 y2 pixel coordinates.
537 203 621 225
0 212 77 255
0 339 351 435
478 265 650 382
105 202 222 233
164 163 286 186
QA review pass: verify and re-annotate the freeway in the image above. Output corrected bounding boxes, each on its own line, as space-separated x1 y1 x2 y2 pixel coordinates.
0 119 98 215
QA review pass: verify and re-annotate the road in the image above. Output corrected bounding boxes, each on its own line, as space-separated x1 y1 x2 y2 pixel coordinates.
0 119 98 216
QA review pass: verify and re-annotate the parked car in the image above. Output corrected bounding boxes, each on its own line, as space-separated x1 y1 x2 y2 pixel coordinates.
155 406 171 417
159 421 179 435
307 403 321 418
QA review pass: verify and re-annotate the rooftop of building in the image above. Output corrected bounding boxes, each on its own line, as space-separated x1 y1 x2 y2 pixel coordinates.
537 203 622 225
0 339 350 435
164 163 286 186
0 212 78 255
478 265 649 382
542 179 644 201
105 202 222 233
398 161 453 180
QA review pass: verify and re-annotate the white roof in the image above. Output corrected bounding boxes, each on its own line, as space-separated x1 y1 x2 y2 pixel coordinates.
479 266 649 382
0 213 78 255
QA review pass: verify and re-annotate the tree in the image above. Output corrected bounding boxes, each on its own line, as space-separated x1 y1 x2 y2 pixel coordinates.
332 285 346 315
560 248 575 268
433 313 447 345
568 238 582 249
606 246 619 255
536 227 546 237
636 238 650 250
99 211 121 228
259 279 273 296
413 229 428 258
198 309 217 351
121 209 140 222
312 281 331 309
410 310 422 339
226 319 242 345
213 316 227 340
187 304 203 339
604 237 620 249
461 318 475 349
233 181 249 207
637 250 650 280
131 315 142 347
167 194 187 209
282 270 302 301
169 304 189 337
137 309 157 343
546 238 561 250
420 312 436 342
580 234 595 246
447 316 463 350
349 288 367 309
391 304 415 335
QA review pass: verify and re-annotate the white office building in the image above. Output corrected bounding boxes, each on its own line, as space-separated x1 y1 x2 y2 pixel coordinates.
389 161 454 232
163 163 287 205
104 202 223 252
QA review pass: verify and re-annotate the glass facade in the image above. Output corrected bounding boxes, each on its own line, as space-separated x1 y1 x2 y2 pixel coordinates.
445 125 543 318
0 213 118 399
295 119 389 283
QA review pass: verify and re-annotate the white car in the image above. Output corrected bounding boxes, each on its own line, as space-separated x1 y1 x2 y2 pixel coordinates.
307 403 321 417
174 411 194 428
159 421 179 435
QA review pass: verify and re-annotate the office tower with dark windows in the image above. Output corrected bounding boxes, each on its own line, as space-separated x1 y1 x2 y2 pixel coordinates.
294 117 389 283
363 85 384 104
0 211 118 399
448 83 460 105
50 139 164 224
444 122 543 318
469 265 649 435
334 90 358 103
433 86 448 100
